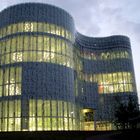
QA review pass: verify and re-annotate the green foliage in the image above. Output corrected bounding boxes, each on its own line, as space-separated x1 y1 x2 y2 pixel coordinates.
114 95 139 130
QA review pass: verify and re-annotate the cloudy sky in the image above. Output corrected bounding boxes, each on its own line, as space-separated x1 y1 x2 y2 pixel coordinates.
0 0 140 103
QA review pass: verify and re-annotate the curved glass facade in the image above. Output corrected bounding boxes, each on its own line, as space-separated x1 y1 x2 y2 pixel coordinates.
75 33 137 130
0 35 73 68
0 3 138 131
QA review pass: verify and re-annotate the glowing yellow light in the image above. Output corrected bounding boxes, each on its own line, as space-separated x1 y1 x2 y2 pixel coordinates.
50 53 55 59
81 108 94 114
16 52 22 62
43 52 50 61
24 23 33 32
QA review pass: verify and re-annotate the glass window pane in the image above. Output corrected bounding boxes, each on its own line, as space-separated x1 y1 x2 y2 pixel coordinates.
15 100 21 117
44 36 50 51
29 117 36 131
50 24 55 34
12 24 17 34
7 25 12 35
37 100 42 116
8 118 14 131
18 23 23 32
44 118 51 130
44 100 50 116
17 36 23 51
37 36 43 51
24 36 29 51
0 86 2 97
51 100 56 116
37 117 42 130
31 36 37 51
4 68 9 84
11 37 17 52
50 38 55 52
0 69 3 85
9 101 14 117
5 54 10 64
44 23 50 33
15 118 21 131
5 39 11 53
52 118 57 130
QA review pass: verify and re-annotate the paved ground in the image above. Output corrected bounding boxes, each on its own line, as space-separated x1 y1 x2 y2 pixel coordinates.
0 129 139 140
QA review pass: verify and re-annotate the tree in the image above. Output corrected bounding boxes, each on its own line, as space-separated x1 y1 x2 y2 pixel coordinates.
114 95 139 130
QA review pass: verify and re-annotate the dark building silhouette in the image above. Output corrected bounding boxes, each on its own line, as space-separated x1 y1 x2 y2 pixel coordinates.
0 3 138 131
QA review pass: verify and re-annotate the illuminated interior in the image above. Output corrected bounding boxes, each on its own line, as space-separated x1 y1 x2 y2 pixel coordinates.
81 109 95 131
96 121 113 131
74 47 135 94
80 50 131 60
78 72 134 94
0 99 76 131
0 67 22 96
29 100 76 131
0 35 73 68
0 22 73 41
0 100 21 131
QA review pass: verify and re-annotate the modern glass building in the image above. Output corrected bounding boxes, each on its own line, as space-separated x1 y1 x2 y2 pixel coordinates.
0 3 138 131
